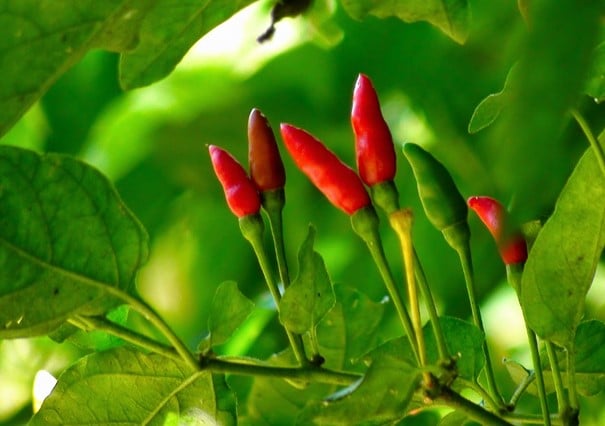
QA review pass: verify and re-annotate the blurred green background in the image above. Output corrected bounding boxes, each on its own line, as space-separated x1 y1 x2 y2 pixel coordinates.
1 0 604 423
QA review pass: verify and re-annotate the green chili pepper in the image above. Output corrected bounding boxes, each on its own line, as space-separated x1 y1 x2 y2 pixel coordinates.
402 142 469 250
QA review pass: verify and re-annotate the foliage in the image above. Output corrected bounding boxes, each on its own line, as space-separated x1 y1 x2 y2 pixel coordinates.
1 0 605 424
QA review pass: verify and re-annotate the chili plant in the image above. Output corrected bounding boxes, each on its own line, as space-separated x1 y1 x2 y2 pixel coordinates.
1 1 605 425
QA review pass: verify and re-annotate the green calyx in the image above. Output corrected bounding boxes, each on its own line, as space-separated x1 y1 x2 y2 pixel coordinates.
350 205 380 244
369 180 400 215
442 221 471 253
403 143 468 244
239 213 265 244
261 188 286 214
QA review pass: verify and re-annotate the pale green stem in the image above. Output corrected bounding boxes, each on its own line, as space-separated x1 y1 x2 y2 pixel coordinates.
240 216 308 365
458 244 505 409
526 326 552 426
507 266 551 426
202 357 360 386
566 348 579 410
413 248 450 362
351 208 420 364
69 315 180 362
389 209 430 384
545 341 569 417
571 109 605 177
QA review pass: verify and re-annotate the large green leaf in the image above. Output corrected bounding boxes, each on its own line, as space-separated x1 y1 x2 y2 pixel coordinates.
0 0 157 137
280 225 335 335
521 149 605 346
585 40 605 103
119 0 256 89
339 0 469 44
31 347 236 425
488 0 602 221
0 146 148 338
298 338 420 425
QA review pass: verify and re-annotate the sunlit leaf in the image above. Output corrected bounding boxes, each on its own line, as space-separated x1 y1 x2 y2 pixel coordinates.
31 347 236 425
438 410 474 426
0 146 148 338
280 225 335 335
0 0 157 137
340 0 470 44
521 149 605 347
298 338 420 425
119 0 256 89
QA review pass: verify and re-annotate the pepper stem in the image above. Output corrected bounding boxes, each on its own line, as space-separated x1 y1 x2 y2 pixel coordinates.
507 264 551 425
350 206 420 364
261 189 291 288
389 209 430 384
239 214 308 366
456 238 506 410
571 109 605 177
545 341 570 420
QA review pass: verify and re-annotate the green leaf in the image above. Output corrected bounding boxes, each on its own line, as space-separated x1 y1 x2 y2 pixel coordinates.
280 225 335 335
0 0 157 137
505 320 605 397
119 0 256 89
521 149 605 346
298 338 421 425
468 65 518 134
0 146 148 338
245 284 385 424
438 411 474 426
585 41 605 103
428 316 484 381
202 281 254 351
488 0 602 221
332 284 385 365
31 347 236 425
340 0 470 44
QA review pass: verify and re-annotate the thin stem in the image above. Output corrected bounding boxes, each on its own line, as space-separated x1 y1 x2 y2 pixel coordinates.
412 249 450 361
351 207 420 364
504 413 564 425
69 315 180 362
240 215 308 366
201 357 360 386
571 109 605 177
508 369 535 408
508 265 551 426
545 341 569 417
566 348 579 410
433 386 513 426
263 189 291 288
457 244 505 409
525 326 552 426
389 209 430 384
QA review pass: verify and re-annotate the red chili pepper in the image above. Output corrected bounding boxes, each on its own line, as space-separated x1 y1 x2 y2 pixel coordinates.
351 73 396 186
248 108 286 191
208 145 261 218
280 123 371 215
467 196 527 265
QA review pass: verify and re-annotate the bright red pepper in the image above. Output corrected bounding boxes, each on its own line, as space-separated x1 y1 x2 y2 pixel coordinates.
248 108 286 191
280 123 371 215
208 145 261 218
467 196 528 265
351 73 396 186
